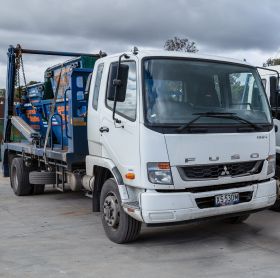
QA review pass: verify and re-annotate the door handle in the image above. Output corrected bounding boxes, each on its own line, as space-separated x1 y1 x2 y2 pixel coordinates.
99 126 109 133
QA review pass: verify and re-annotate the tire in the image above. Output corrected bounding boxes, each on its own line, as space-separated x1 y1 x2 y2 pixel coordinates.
100 178 141 244
270 179 280 211
29 171 56 185
270 199 280 212
32 184 45 195
8 153 17 176
223 214 250 224
10 157 33 196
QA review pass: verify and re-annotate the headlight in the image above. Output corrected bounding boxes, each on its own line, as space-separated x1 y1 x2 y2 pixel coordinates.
147 162 173 185
267 154 276 176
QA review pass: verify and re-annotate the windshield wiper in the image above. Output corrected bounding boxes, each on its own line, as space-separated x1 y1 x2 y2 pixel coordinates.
176 112 262 132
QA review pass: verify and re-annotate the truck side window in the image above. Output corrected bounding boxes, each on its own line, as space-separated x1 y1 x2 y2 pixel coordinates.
92 63 104 110
106 61 137 121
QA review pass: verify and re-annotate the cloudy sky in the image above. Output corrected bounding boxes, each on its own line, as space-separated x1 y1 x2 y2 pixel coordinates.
0 0 279 88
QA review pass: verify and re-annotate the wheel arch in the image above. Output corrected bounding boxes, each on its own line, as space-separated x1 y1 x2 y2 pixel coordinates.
86 156 127 212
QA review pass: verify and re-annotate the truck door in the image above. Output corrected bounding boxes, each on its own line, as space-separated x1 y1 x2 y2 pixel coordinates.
260 75 280 147
100 60 140 183
87 62 105 156
269 76 280 151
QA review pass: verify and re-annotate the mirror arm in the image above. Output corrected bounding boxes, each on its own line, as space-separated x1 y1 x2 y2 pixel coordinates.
112 96 121 124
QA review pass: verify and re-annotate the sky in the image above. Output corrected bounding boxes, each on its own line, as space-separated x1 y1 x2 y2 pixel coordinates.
0 0 280 88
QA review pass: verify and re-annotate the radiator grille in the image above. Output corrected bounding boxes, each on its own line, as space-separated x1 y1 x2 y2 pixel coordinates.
178 160 263 180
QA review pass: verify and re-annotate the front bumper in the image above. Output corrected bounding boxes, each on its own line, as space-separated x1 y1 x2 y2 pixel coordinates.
138 179 276 224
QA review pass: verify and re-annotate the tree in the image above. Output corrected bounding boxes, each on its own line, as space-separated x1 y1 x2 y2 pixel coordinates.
229 73 243 103
164 36 198 52
263 58 280 67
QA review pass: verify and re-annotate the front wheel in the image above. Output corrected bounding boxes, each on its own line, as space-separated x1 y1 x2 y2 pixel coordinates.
270 200 280 212
100 178 141 243
270 179 280 211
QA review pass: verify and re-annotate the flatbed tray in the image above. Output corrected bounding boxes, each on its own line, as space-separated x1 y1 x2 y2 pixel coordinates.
2 142 86 168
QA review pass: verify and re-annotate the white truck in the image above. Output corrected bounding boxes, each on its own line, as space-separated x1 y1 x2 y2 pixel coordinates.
258 65 280 210
2 46 277 243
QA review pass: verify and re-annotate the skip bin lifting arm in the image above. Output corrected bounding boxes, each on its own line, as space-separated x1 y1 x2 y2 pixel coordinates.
17 47 106 58
3 46 16 143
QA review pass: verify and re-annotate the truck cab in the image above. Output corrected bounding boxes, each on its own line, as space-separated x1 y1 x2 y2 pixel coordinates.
258 66 280 210
258 66 280 151
86 50 277 242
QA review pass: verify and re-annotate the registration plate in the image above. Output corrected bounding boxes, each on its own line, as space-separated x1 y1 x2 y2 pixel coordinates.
215 192 239 207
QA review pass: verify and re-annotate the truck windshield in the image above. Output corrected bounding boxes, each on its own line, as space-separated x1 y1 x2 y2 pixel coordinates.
143 59 272 128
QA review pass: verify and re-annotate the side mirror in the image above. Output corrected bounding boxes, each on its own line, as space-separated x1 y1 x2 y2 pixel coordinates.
107 63 129 102
270 76 279 109
270 76 278 95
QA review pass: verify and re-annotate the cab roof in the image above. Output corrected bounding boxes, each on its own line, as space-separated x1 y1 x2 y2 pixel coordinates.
105 50 253 67
258 65 280 77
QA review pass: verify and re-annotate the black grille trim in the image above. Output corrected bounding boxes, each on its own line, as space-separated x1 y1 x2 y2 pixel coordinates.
156 180 264 194
178 160 264 181
196 191 253 209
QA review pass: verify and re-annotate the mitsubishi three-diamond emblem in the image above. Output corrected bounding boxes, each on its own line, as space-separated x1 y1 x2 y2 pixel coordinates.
220 166 230 176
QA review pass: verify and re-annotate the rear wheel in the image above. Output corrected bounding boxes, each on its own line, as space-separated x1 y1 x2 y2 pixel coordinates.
10 157 33 196
100 178 141 244
32 184 45 195
223 214 250 224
